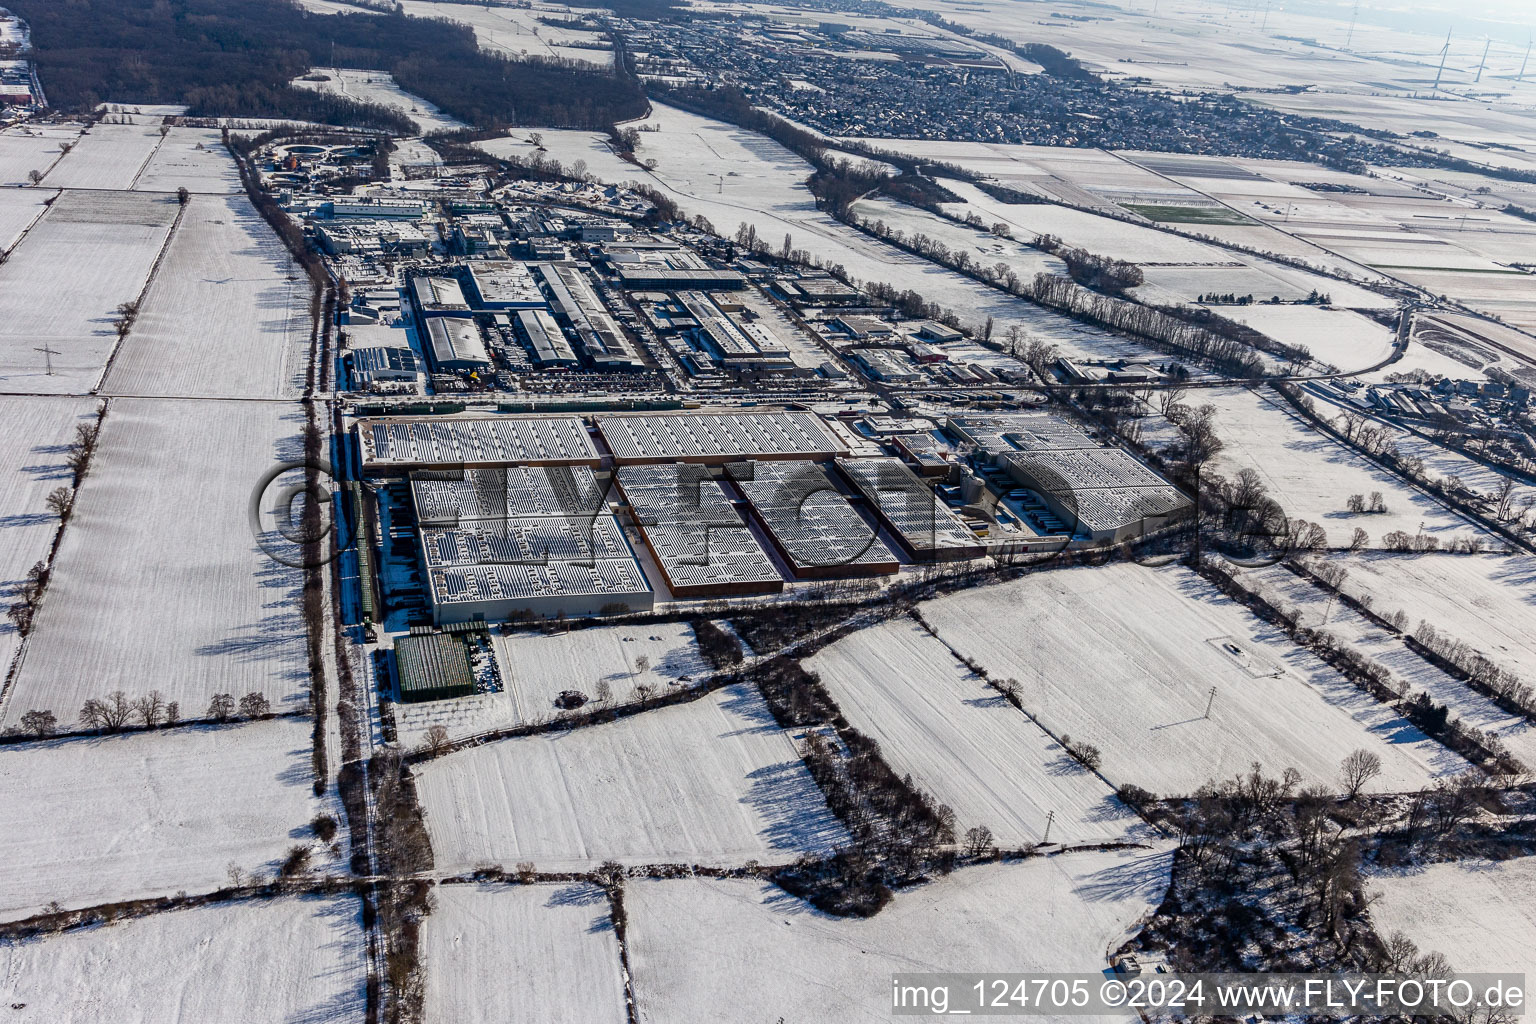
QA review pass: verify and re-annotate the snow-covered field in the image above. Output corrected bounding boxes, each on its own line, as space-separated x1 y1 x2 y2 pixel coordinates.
396 621 708 748
919 563 1465 795
626 848 1171 1024
101 194 308 399
43 124 166 191
1371 857 1536 982
479 130 642 184
1192 387 1482 548
423 883 627 1024
1237 561 1536 769
1224 305 1395 373
131 127 244 194
292 68 467 134
0 893 365 1022
0 190 178 395
0 126 80 187
398 0 613 64
0 718 324 920
415 683 847 872
0 396 96 677
1329 553 1536 679
2 399 310 730
805 619 1141 846
0 186 52 252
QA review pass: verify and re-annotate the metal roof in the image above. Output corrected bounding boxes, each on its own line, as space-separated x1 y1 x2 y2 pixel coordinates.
596 411 844 462
616 464 782 591
395 632 475 701
728 460 896 572
412 465 608 524
425 317 491 368
358 416 599 468
836 457 981 557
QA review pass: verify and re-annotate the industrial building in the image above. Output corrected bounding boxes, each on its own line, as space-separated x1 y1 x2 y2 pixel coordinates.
350 344 419 386
728 461 899 579
675 291 794 370
394 632 476 703
851 348 924 384
512 308 579 368
535 263 646 370
835 457 985 561
413 463 652 624
465 261 546 310
424 317 492 372
948 414 1190 543
596 411 845 465
411 275 472 317
616 464 783 598
357 416 600 473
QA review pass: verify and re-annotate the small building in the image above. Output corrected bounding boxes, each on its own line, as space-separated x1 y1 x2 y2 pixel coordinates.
394 632 476 703
917 321 963 343
425 317 491 372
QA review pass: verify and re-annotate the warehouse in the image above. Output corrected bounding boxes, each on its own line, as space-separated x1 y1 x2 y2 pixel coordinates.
674 291 794 369
851 348 923 384
350 344 419 386
357 416 600 473
424 317 492 372
728 461 899 579
835 457 985 561
948 413 1190 543
535 263 646 370
411 275 473 317
512 308 579 367
596 411 845 465
412 463 652 624
614 266 748 290
465 261 546 310
616 464 783 598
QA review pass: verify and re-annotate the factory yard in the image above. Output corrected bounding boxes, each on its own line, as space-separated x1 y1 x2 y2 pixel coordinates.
918 564 1463 796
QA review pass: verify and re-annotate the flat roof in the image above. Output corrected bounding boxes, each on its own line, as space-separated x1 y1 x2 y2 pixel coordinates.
421 513 634 569
514 308 578 365
728 460 897 573
358 416 599 469
429 559 651 607
412 465 608 523
836 457 983 558
467 261 545 308
596 411 844 463
616 464 782 593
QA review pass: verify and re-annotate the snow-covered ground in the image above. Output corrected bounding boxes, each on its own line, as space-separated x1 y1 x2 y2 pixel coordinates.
0 126 80 187
0 396 96 679
0 718 325 920
1330 553 1536 679
42 124 167 191
1190 386 1484 548
398 0 613 65
414 683 848 872
131 127 244 194
626 848 1172 1024
1223 305 1395 373
919 563 1466 796
2 399 310 730
1371 857 1536 982
101 194 309 399
0 185 52 253
292 68 467 134
805 618 1143 846
0 190 178 395
0 893 365 1022
1237 561 1536 769
479 130 643 184
396 621 709 748
422 883 627 1024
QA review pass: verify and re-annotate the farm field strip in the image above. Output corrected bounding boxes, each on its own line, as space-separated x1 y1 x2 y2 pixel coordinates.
42 124 166 191
1371 857 1536 984
131 127 245 194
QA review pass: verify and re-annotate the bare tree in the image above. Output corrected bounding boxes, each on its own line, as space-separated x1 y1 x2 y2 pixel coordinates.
594 679 613 703
45 486 73 520
633 682 656 702
164 701 180 726
20 709 56 737
633 654 650 675
1339 748 1383 799
238 691 270 717
963 824 995 858
1350 527 1370 551
134 690 167 727
27 169 43 185
422 724 451 757
208 692 236 721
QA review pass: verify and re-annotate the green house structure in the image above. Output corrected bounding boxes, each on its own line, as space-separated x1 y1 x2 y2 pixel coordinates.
394 632 476 704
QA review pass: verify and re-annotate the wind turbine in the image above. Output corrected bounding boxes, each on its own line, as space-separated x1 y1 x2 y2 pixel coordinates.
1474 36 1490 84
1345 0 1359 49
1519 35 1532 84
1432 28 1452 91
